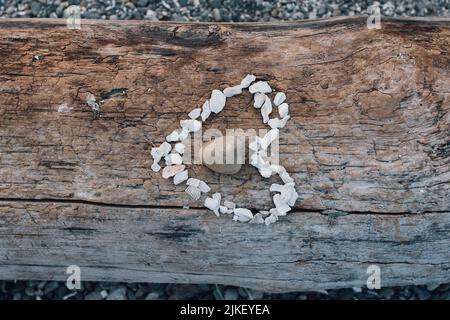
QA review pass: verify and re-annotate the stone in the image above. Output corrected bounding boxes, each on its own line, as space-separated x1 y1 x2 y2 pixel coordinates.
174 142 185 154
164 153 183 166
205 196 220 216
249 81 272 94
274 92 286 106
173 170 188 185
240 74 256 88
162 165 185 179
200 136 242 174
201 100 211 121
223 85 242 97
261 96 272 123
278 102 289 118
233 208 253 222
253 93 265 109
268 115 290 129
180 119 202 133
209 89 226 113
188 108 201 119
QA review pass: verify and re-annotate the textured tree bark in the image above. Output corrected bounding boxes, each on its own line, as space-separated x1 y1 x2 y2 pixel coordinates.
0 17 449 292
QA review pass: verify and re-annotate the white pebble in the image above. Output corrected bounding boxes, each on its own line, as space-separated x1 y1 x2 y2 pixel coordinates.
173 170 188 185
165 153 183 166
279 170 294 184
185 185 201 200
264 213 278 226
151 142 172 163
205 196 220 216
201 100 211 122
219 206 228 214
212 192 221 202
278 102 289 118
224 200 236 209
233 208 253 222
259 210 270 217
273 194 291 216
240 74 256 88
151 162 161 172
249 81 272 94
268 115 290 129
260 128 279 150
274 92 286 106
180 119 202 133
209 89 226 114
162 164 185 179
253 93 265 109
223 85 242 97
261 96 272 123
188 108 201 120
174 142 185 154
187 178 200 187
198 180 211 193
249 213 264 224
166 130 179 142
178 128 189 141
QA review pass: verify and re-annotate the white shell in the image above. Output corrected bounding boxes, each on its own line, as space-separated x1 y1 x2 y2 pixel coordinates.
273 194 291 215
240 74 256 88
223 200 236 209
180 119 202 133
253 93 265 109
233 208 253 222
219 206 228 214
249 213 264 224
173 170 189 185
188 108 201 120
261 96 272 123
162 164 185 179
278 103 289 118
268 115 290 129
259 210 270 217
223 85 242 97
249 81 272 94
198 180 211 193
209 89 226 114
201 100 211 122
274 92 286 106
186 178 200 187
185 185 201 200
212 192 221 202
205 196 220 216
264 213 278 226
174 142 185 154
165 153 183 166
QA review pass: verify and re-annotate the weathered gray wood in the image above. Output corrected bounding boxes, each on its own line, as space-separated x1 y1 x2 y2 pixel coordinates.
0 202 449 292
0 16 449 291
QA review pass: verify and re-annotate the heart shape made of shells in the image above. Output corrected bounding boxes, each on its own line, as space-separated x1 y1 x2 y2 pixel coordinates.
150 75 298 225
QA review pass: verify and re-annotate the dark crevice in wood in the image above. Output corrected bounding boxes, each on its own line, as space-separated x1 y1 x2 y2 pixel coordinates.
0 198 446 216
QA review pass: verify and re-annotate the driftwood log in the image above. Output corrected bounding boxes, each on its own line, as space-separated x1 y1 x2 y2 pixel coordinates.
0 17 449 292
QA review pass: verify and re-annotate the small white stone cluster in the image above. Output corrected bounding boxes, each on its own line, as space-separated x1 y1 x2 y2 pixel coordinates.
150 74 298 225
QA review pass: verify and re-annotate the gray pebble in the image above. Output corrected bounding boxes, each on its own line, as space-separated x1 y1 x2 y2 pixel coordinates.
106 285 127 300
212 8 221 21
223 288 239 300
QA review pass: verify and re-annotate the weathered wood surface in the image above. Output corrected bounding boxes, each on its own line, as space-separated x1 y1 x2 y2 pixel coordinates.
0 17 449 292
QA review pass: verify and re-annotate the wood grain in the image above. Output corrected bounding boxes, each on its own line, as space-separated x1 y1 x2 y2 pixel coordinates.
0 16 449 291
